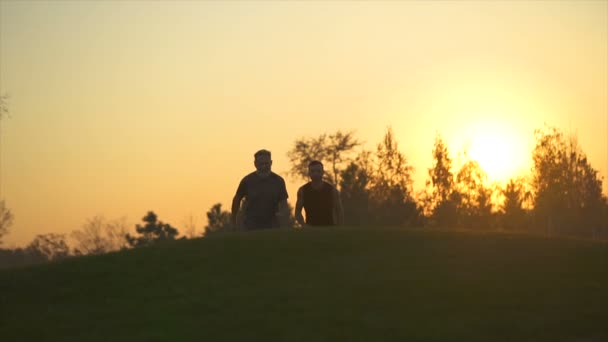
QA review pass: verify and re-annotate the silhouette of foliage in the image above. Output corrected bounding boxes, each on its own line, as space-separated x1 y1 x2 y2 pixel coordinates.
500 178 530 231
373 127 414 197
26 233 70 261
0 200 13 245
425 133 458 227
0 94 12 244
205 203 231 235
126 211 179 247
454 159 495 229
287 130 361 185
340 152 373 225
182 214 200 238
0 93 9 120
71 216 129 255
369 127 420 226
531 126 605 236
290 127 419 227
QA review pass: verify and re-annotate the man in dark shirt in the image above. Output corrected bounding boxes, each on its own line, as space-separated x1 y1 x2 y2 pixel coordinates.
231 149 289 230
295 160 344 227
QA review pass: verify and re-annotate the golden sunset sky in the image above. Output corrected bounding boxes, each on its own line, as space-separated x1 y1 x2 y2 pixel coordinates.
1 1 606 246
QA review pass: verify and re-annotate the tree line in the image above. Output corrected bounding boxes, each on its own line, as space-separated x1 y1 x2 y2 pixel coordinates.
0 124 606 269
202 124 607 238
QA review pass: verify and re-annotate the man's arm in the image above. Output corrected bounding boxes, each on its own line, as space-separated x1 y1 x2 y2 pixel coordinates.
275 177 290 228
232 177 247 227
231 193 244 226
295 187 305 227
332 187 344 226
276 198 289 228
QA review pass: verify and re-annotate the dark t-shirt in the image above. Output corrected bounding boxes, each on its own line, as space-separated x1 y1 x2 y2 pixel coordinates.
236 172 288 229
301 181 335 226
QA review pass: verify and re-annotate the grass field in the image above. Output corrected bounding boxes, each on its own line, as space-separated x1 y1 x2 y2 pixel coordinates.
0 227 606 341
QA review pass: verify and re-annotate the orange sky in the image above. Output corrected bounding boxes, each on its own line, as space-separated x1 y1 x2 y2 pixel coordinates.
1 1 606 246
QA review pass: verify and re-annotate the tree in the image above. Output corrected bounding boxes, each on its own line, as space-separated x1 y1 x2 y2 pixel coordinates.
339 151 373 225
0 94 11 214
0 93 8 121
0 200 13 245
325 131 363 186
26 233 70 261
287 130 361 185
500 178 529 231
182 214 200 238
426 133 458 227
126 211 179 247
71 216 129 255
205 203 231 235
369 127 419 226
531 126 605 236
454 159 495 229
374 127 414 196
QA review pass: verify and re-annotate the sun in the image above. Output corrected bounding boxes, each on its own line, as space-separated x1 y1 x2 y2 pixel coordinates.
464 122 530 183
468 132 514 182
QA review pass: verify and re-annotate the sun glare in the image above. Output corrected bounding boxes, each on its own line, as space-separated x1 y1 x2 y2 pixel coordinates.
469 133 513 181
462 121 530 184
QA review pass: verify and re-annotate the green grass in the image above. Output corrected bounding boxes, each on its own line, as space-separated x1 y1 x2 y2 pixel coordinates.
1 227 606 341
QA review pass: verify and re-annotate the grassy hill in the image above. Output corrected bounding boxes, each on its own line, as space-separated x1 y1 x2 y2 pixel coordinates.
0 227 606 341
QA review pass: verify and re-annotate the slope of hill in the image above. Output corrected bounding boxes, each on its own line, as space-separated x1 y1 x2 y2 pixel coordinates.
1 227 606 341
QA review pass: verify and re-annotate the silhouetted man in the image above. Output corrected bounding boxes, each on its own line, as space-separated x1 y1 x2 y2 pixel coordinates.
231 149 289 230
295 160 344 227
